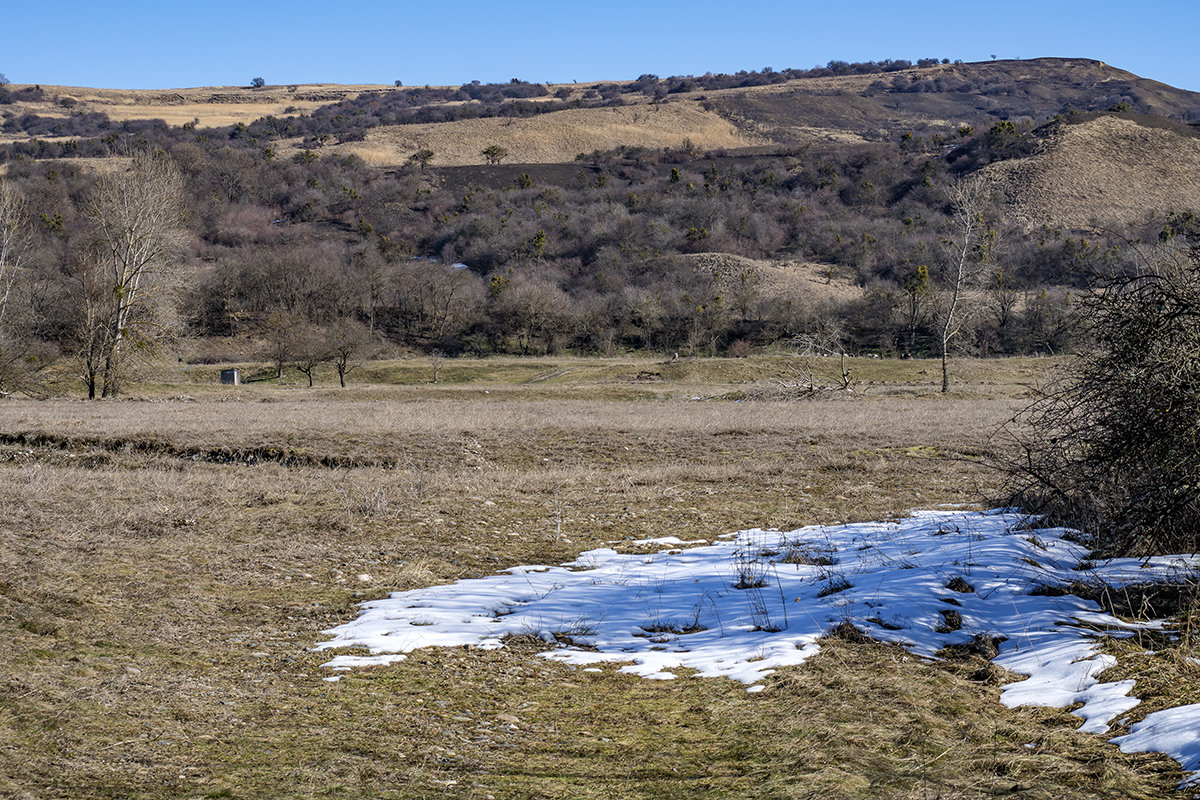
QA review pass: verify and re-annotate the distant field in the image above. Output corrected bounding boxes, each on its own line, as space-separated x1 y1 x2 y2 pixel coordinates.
326 100 765 166
1 356 1191 798
4 83 391 128
133 353 1056 400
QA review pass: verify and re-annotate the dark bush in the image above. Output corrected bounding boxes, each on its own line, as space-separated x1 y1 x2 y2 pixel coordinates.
1004 237 1200 556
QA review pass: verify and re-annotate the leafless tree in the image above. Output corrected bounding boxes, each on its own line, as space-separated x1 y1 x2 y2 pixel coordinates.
78 150 188 397
427 349 445 383
495 277 572 354
383 261 483 348
0 180 28 332
291 324 331 387
1003 237 1200 556
0 184 52 396
329 319 373 388
932 175 998 392
261 311 296 380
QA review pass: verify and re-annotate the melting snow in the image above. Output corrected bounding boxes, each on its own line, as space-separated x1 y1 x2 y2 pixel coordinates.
318 509 1200 783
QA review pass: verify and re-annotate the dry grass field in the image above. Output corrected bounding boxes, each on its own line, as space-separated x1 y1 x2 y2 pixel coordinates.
0 356 1192 798
325 101 764 167
679 254 864 305
1 83 392 131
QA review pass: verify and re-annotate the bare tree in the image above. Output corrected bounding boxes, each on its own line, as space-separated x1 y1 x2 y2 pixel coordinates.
0 179 27 329
382 261 483 348
291 324 330 387
1003 237 1200 556
932 175 997 392
79 150 188 397
0 186 51 396
988 267 1020 331
329 320 373 388
73 247 114 400
427 349 445 383
261 311 296 379
494 277 571 355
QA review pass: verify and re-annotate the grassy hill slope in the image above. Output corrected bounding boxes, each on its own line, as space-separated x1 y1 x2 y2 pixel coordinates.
6 58 1198 160
326 100 767 166
985 113 1200 229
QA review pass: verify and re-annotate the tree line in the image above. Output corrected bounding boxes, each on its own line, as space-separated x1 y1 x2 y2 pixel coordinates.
0 114 1173 396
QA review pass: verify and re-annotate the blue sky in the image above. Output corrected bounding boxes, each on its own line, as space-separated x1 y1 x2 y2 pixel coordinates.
5 0 1198 92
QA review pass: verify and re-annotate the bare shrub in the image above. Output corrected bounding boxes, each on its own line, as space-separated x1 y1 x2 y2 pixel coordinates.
1003 237 1200 556
333 479 393 521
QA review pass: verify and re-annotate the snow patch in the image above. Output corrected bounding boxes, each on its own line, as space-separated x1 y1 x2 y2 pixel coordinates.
317 509 1200 782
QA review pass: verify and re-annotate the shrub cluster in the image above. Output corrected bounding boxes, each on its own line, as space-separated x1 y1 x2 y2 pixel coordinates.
1005 237 1200 556
1 124 1144 366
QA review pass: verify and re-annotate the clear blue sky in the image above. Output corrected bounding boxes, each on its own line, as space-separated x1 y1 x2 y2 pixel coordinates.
6 0 1198 92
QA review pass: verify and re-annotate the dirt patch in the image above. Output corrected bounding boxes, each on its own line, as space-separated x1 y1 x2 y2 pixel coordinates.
679 252 863 304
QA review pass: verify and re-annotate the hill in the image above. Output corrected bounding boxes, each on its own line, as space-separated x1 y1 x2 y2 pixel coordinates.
327 101 768 167
0 82 388 139
2 57 1200 367
5 58 1199 162
710 57 1200 140
983 113 1200 230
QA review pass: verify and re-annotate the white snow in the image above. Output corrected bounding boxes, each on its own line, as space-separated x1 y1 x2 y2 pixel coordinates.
630 536 709 546
317 509 1200 783
1114 704 1200 785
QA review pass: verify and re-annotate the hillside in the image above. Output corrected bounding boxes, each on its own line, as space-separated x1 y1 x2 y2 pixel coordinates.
5 58 1199 160
326 101 768 167
0 82 388 138
2 57 1200 369
707 57 1200 144
984 113 1200 229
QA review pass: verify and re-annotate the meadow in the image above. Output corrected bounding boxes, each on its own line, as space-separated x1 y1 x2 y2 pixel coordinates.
0 355 1190 798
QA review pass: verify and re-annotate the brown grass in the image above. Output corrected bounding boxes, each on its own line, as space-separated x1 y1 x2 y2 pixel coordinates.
0 358 1189 798
0 156 134 179
985 115 1200 230
3 83 391 129
680 252 864 304
325 100 766 167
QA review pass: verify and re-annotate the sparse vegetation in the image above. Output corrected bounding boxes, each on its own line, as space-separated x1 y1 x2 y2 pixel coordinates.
0 358 1193 798
2 52 1200 796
